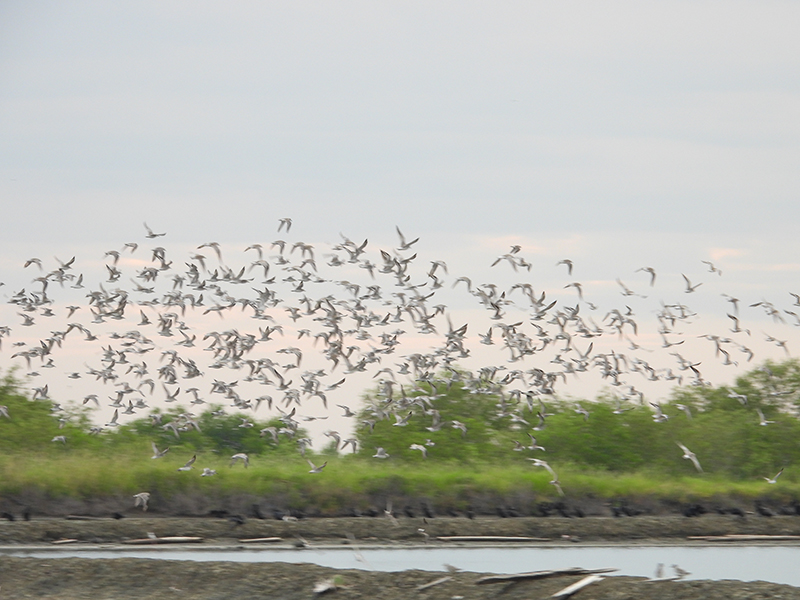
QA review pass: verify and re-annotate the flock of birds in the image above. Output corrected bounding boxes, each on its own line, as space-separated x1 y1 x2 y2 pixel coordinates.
1 219 799 512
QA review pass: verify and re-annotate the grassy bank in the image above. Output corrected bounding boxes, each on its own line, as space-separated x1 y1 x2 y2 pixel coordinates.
2 451 798 515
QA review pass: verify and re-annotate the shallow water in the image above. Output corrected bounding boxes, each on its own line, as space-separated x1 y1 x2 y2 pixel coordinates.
4 544 800 586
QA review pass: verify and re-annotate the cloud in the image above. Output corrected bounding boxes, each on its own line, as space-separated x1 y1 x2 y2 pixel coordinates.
709 248 746 261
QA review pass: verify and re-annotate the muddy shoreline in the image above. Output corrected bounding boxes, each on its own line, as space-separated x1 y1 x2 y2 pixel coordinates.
3 517 800 598
3 514 800 544
1 556 799 600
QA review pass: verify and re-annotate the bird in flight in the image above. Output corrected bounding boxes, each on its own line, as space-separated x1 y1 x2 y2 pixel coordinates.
682 274 702 293
307 459 327 473
676 442 703 473
143 222 165 238
636 266 657 286
230 453 249 467
756 408 775 426
764 468 784 484
395 226 419 251
409 443 428 458
177 455 196 472
150 443 169 459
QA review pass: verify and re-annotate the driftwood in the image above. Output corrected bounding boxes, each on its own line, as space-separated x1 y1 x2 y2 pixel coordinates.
238 537 283 543
416 576 453 591
122 536 203 545
477 567 617 584
51 538 78 544
437 535 549 542
688 534 800 541
551 574 604 598
65 515 107 521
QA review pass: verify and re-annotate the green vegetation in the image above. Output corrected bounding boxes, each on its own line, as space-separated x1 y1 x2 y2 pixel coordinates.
355 360 800 480
1 362 799 508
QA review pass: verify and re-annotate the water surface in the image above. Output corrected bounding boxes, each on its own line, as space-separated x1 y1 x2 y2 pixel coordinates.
4 543 799 586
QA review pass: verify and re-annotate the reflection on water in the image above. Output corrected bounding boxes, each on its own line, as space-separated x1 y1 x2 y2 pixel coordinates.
4 544 800 586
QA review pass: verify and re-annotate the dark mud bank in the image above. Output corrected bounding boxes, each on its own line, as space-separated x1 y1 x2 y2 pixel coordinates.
1 557 799 600
3 515 800 544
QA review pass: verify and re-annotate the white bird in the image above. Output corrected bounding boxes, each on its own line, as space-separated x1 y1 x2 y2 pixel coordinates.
230 453 249 467
177 455 196 471
682 274 702 293
393 411 412 427
671 564 691 580
676 442 703 473
143 222 165 238
344 532 369 564
384 500 399 526
764 468 784 484
728 391 748 405
651 402 669 423
526 433 545 452
756 408 775 426
556 259 573 275
373 447 390 459
337 404 355 417
105 409 119 428
409 443 428 458
563 282 583 300
133 492 150 511
307 459 327 473
23 257 42 270
636 266 657 287
573 405 590 421
528 458 556 478
260 427 279 443
395 226 419 250
341 438 358 453
450 420 467 437
201 468 217 477
548 474 565 496
150 442 169 459
674 404 692 420
701 260 722 276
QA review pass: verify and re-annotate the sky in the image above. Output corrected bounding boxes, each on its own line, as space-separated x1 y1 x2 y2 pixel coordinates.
1 1 799 442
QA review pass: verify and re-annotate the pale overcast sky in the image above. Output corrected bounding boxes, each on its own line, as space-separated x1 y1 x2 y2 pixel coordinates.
2 2 799 243
1 2 799 436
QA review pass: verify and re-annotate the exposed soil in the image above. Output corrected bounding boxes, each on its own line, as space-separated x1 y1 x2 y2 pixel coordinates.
3 514 800 544
1 488 795 523
3 516 800 599
1 557 799 600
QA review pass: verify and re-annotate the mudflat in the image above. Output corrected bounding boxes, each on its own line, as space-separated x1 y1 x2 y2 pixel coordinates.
1 556 799 600
3 516 800 599
3 514 800 544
